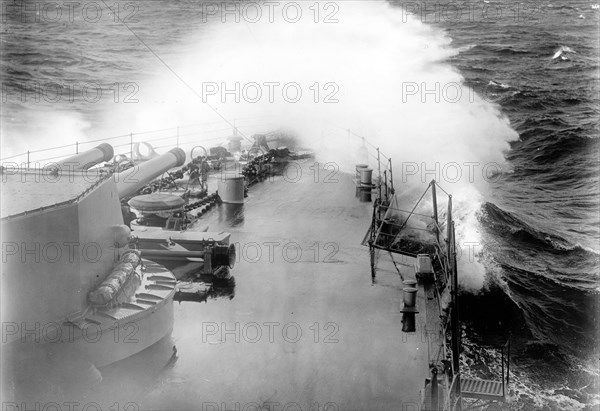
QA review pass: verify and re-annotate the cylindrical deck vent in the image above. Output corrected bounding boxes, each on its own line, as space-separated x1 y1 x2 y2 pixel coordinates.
218 174 245 204
360 168 373 186
355 164 369 180
403 287 417 308
403 279 417 287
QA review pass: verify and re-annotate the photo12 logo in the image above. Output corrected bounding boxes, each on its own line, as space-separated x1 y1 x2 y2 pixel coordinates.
2 321 140 344
401 81 513 104
201 82 339 104
2 402 139 411
202 321 340 344
400 161 503 184
1 1 139 24
200 1 340 24
2 241 105 264
398 1 544 23
220 161 340 185
233 241 340 264
201 402 339 411
2 81 139 104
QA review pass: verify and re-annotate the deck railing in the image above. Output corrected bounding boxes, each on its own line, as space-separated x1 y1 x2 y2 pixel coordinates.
501 336 511 397
352 131 466 410
0 118 280 167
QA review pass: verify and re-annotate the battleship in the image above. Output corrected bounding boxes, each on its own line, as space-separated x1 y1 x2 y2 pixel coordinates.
0 128 512 410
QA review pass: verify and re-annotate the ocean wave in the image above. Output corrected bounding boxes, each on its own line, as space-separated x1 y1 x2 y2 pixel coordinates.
488 80 511 89
456 44 478 53
480 202 599 258
552 45 577 60
480 45 532 55
460 258 599 409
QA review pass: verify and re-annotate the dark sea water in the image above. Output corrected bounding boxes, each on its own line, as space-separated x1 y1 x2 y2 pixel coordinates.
1 0 599 409
423 2 600 409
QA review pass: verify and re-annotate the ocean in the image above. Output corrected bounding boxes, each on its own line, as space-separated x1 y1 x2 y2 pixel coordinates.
431 2 600 409
1 0 599 409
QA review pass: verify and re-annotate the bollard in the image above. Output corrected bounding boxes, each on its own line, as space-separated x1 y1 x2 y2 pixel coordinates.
403 287 417 308
218 174 245 204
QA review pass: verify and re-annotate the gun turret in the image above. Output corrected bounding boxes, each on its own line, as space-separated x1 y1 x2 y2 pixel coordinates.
115 147 186 199
57 143 114 171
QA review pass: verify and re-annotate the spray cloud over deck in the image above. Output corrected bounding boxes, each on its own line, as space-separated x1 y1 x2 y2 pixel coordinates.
113 1 518 291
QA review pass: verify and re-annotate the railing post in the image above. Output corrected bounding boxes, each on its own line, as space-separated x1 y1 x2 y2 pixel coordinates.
507 337 511 386
446 195 453 265
383 170 388 201
431 367 439 410
389 158 394 194
27 150 30 168
377 147 382 202
451 220 461 410
76 141 79 154
502 345 505 396
431 180 439 245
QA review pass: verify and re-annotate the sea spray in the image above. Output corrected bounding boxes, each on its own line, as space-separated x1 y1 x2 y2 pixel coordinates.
104 1 518 174
103 1 518 290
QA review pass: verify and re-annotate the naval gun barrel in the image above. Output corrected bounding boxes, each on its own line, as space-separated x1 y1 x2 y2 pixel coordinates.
116 147 186 199
57 143 114 171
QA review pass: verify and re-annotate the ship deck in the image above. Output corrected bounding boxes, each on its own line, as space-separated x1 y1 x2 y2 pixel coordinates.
122 160 441 410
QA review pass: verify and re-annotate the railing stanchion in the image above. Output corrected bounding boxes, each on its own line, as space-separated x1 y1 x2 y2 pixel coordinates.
389 158 394 194
431 180 439 246
76 141 79 154
502 345 505 396
377 147 381 200
507 337 511 386
383 170 388 201
447 195 453 275
27 151 30 168
431 367 439 411
450 220 462 410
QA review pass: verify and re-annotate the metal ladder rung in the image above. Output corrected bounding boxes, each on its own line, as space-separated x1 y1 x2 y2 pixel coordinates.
462 378 504 400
